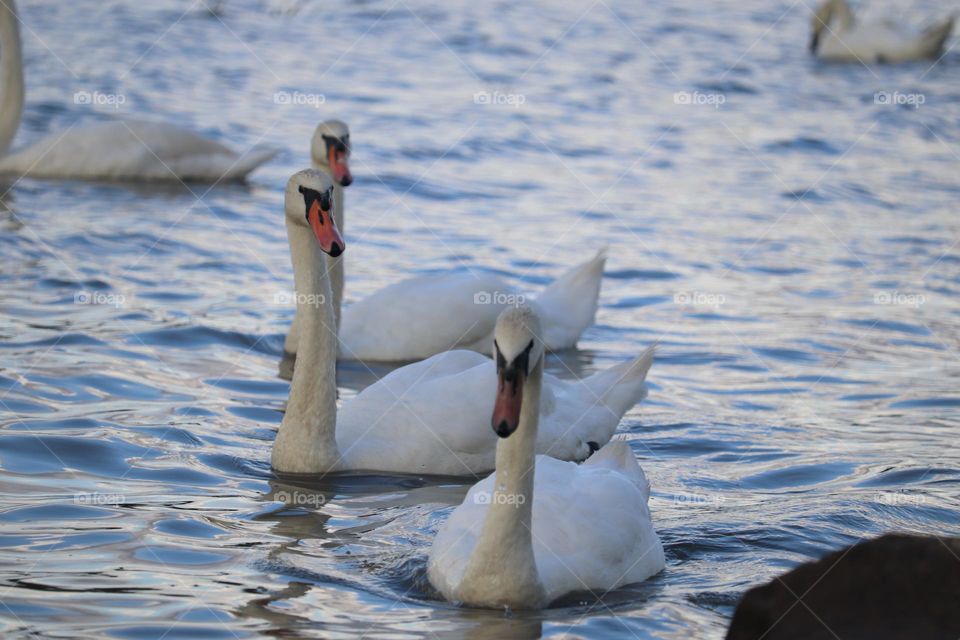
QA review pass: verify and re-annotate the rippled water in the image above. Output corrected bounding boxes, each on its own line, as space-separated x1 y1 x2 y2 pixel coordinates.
1 0 959 637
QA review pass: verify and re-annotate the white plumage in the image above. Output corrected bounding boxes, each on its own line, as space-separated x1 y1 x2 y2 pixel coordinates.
810 0 954 63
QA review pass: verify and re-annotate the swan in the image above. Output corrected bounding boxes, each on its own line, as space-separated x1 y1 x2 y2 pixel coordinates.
809 0 954 63
272 169 654 475
0 0 276 182
427 305 664 609
281 119 607 364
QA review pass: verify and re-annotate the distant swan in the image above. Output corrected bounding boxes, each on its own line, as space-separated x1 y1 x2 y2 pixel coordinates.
0 0 276 182
427 305 664 608
281 120 607 364
272 170 654 475
810 0 954 63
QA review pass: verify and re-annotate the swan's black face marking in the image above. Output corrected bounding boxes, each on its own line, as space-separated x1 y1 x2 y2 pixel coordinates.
322 134 353 187
322 134 350 155
809 31 820 53
492 339 535 438
298 184 333 222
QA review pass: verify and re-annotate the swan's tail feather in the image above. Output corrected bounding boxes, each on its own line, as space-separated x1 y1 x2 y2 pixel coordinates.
584 345 655 419
584 440 650 497
921 15 954 58
534 248 607 350
220 146 280 181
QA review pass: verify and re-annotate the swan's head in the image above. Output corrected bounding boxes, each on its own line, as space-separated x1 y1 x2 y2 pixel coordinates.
285 169 344 257
491 305 544 438
311 120 352 187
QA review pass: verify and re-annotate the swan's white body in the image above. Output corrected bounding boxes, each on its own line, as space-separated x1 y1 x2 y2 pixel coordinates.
428 443 665 607
272 170 653 475
337 252 607 362
0 1 275 182
333 346 653 474
427 307 663 608
0 120 277 182
285 120 607 363
810 0 954 63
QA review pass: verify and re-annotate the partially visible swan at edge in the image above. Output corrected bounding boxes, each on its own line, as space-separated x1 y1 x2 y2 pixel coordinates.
0 0 276 182
272 169 654 475
281 119 607 364
809 0 954 63
427 305 665 608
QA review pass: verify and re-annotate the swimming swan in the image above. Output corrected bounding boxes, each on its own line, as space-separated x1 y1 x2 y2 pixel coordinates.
281 120 606 364
272 171 654 475
809 0 954 63
427 305 664 608
0 0 276 182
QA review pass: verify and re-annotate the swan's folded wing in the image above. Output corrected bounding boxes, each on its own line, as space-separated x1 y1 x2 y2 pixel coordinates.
0 120 273 181
530 456 664 602
339 272 511 362
335 352 501 474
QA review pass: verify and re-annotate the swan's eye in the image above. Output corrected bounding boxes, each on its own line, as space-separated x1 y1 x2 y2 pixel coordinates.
323 135 348 154
494 341 506 372
320 190 331 211
515 339 534 375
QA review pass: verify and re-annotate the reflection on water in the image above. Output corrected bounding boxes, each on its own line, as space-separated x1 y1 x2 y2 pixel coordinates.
1 0 960 637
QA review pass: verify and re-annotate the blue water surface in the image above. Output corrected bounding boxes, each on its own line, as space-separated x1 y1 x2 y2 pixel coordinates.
1 0 959 637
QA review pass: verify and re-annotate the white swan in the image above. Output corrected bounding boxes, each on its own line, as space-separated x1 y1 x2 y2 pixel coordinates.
427 305 664 609
272 169 654 475
810 0 954 63
0 0 276 182
281 119 607 364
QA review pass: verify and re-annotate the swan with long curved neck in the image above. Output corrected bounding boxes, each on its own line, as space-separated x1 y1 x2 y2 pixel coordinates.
280 120 607 367
427 305 665 608
809 0 954 63
282 120 352 361
0 0 276 182
273 173 654 474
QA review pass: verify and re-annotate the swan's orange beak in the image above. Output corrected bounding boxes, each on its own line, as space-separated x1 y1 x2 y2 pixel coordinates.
307 199 344 257
328 147 352 187
492 365 524 438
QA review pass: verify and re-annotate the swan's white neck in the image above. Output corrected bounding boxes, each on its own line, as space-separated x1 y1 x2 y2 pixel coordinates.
458 357 546 609
282 173 343 356
271 213 341 473
329 181 344 328
0 0 24 156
